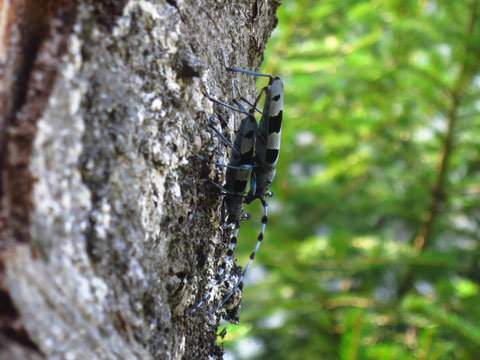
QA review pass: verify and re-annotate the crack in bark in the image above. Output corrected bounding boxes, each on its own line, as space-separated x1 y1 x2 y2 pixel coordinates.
0 1 77 354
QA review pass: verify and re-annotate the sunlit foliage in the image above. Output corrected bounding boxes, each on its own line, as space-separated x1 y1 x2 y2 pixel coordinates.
222 1 480 359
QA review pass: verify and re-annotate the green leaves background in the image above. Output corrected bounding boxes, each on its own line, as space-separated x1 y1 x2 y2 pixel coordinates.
223 1 480 359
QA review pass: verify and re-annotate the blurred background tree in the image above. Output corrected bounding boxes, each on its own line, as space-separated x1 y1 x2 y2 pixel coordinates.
221 0 480 359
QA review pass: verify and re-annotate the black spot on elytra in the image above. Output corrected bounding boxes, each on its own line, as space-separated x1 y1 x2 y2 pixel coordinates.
233 180 248 192
273 94 281 101
269 110 282 133
266 149 279 164
240 149 254 162
244 130 254 139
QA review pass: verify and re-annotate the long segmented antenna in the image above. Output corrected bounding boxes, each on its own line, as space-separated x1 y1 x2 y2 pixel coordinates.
202 83 262 118
188 225 240 315
239 96 263 114
221 48 273 80
205 116 238 155
197 155 253 171
226 67 274 79
232 79 263 115
202 87 253 116
212 199 268 313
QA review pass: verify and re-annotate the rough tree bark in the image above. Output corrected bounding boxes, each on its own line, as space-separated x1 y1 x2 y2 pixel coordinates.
0 1 279 359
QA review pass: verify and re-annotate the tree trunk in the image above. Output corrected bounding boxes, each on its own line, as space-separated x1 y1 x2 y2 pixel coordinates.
0 1 279 359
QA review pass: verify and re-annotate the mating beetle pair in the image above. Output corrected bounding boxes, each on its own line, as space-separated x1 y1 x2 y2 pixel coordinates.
189 57 283 315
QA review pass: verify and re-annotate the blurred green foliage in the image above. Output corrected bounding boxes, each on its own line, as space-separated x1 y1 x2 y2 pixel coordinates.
221 0 480 359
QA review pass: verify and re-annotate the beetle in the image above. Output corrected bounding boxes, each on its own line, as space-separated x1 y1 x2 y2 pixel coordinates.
210 66 283 313
188 55 284 315
188 100 258 315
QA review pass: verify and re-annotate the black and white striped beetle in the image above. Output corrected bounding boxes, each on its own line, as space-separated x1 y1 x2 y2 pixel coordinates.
188 100 259 315
213 66 283 313
190 60 283 315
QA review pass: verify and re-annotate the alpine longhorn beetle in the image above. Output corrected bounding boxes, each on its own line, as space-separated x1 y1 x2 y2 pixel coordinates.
212 64 283 313
188 93 260 315
190 59 283 315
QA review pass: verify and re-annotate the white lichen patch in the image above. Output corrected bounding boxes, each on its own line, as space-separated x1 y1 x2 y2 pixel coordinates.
170 182 182 200
124 0 161 21
93 199 112 240
142 169 166 230
151 98 163 111
69 89 82 115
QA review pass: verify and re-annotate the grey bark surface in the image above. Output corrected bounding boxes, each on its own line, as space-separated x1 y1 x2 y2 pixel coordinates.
0 1 279 359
